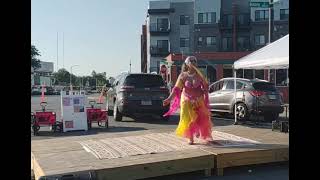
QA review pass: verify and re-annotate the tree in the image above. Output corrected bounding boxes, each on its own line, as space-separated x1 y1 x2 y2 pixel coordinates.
91 70 97 77
52 68 77 86
31 44 41 70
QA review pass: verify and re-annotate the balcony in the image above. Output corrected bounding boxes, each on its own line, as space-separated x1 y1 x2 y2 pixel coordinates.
150 46 170 57
149 23 170 35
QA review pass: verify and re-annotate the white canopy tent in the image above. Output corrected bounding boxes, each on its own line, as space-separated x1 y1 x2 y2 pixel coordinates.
232 34 289 124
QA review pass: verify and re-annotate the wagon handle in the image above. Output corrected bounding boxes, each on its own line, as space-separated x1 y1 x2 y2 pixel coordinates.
89 100 96 108
40 102 47 112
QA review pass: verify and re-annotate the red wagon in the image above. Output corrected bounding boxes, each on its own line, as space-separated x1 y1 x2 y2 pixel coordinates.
31 102 63 136
86 100 108 129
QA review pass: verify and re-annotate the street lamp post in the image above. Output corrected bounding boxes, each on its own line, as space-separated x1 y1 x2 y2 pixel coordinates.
70 65 79 91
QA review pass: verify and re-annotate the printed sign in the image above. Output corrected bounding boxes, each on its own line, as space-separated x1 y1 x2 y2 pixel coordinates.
63 97 71 106
65 121 74 128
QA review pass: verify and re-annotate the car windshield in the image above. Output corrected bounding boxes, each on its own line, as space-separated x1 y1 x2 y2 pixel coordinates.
252 82 276 91
124 74 165 88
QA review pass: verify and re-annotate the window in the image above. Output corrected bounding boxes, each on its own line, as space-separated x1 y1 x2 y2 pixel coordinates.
255 10 269 21
276 69 288 86
180 38 190 47
238 14 247 25
157 40 169 51
124 74 165 88
224 14 233 27
222 37 232 51
254 70 264 80
211 80 224 92
223 69 233 78
180 15 190 25
280 9 289 20
157 18 169 31
244 70 254 79
269 69 275 84
255 35 265 46
198 13 203 23
198 12 216 24
206 36 216 46
197 37 203 46
237 37 250 51
225 81 245 90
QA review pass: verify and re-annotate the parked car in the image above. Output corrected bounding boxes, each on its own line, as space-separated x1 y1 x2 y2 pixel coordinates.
106 73 170 121
31 87 41 95
208 78 284 122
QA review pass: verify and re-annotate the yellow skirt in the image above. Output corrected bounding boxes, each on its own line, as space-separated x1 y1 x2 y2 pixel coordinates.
175 94 213 140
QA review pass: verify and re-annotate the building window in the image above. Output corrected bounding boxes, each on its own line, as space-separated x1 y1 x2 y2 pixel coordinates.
280 9 289 20
156 18 169 31
238 14 249 25
197 37 203 46
223 65 233 78
244 70 254 79
223 14 233 27
255 10 269 21
206 36 216 46
255 35 265 46
157 40 169 49
222 37 232 51
198 12 216 24
276 69 289 86
254 70 264 80
198 13 203 23
180 15 190 25
180 38 190 47
237 37 250 51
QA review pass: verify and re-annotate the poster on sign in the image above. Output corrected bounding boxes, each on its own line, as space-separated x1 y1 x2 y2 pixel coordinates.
61 91 88 132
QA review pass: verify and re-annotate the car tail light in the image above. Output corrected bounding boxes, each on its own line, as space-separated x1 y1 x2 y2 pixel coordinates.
120 86 134 91
249 90 266 97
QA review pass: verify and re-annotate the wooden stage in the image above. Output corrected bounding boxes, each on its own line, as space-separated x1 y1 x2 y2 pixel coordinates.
31 125 288 180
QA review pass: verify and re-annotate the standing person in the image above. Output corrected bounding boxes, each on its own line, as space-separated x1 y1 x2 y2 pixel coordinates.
163 56 213 145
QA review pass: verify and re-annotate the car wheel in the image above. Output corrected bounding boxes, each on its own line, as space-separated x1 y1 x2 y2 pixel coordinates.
32 125 40 136
113 102 123 121
264 112 279 122
235 103 249 121
106 100 113 116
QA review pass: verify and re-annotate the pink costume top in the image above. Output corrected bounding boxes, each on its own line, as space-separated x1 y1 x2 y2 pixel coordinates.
182 73 205 102
163 72 209 117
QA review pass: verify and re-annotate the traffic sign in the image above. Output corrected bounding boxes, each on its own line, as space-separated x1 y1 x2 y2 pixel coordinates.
250 1 270 8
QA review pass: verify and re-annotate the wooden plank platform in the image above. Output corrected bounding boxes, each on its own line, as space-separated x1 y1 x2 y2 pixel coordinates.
31 126 289 179
202 125 289 176
31 129 215 180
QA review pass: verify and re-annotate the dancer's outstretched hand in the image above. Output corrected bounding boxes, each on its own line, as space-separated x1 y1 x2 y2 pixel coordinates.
163 98 171 106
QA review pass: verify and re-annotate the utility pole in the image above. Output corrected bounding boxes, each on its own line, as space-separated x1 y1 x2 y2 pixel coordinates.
56 32 59 72
268 0 274 44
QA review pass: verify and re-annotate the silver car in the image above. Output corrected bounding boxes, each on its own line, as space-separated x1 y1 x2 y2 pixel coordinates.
209 78 284 122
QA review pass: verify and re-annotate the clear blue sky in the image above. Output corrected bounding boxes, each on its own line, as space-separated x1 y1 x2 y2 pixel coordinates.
32 0 150 77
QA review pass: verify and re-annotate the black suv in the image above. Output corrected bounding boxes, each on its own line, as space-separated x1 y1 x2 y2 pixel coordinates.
209 78 284 122
106 73 170 121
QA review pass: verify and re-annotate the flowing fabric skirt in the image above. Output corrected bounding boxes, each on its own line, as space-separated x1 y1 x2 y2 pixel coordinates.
175 94 213 140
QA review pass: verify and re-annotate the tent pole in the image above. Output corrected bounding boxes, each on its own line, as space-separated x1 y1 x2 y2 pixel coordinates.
234 69 237 125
